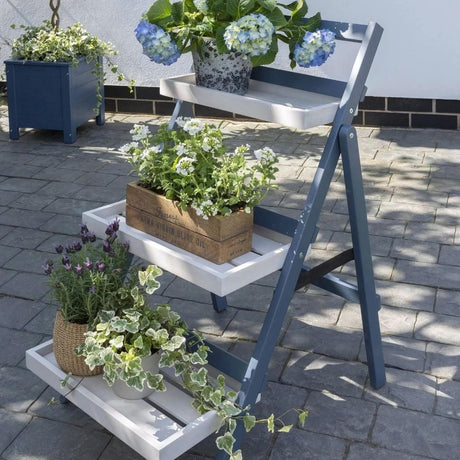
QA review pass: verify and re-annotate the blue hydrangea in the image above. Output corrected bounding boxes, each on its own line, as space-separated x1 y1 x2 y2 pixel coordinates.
293 29 336 68
134 20 180 66
223 14 275 57
193 0 208 12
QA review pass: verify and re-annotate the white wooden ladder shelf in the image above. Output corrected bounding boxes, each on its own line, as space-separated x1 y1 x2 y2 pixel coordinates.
26 20 386 460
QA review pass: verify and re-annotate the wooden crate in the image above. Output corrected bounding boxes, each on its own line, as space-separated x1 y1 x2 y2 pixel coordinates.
126 182 253 264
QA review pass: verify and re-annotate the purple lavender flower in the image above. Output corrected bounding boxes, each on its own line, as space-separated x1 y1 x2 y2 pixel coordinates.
105 218 120 236
74 264 83 276
80 223 89 234
88 232 97 243
103 240 112 254
53 244 64 254
62 255 70 265
64 263 72 271
65 243 74 254
84 257 93 271
72 241 82 252
42 261 53 275
89 285 96 294
81 232 89 244
96 262 106 273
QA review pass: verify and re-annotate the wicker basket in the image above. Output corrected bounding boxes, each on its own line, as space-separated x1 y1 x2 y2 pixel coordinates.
53 311 102 376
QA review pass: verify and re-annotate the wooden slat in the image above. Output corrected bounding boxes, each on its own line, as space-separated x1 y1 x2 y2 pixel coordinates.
26 340 226 460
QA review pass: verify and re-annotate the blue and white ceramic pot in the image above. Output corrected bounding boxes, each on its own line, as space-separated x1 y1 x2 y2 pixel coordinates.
192 39 252 95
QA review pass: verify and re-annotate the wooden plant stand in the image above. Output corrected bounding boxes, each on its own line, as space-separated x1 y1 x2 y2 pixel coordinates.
26 20 386 460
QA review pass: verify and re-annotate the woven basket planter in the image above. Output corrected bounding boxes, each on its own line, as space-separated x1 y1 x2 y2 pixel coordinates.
53 311 102 377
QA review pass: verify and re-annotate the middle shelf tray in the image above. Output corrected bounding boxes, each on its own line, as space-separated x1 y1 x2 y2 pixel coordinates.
83 201 292 297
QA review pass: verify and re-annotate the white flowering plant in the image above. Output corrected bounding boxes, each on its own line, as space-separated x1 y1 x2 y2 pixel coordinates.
121 118 279 219
135 0 336 68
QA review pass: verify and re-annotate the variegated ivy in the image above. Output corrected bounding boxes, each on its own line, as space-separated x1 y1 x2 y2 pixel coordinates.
76 264 307 459
6 21 134 111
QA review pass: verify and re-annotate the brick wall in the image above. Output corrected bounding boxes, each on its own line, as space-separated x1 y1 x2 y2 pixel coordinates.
105 86 460 130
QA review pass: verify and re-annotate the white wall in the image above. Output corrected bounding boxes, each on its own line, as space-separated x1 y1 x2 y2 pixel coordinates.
1 0 459 99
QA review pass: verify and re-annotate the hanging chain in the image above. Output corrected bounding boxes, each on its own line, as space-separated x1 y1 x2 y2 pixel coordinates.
49 0 61 29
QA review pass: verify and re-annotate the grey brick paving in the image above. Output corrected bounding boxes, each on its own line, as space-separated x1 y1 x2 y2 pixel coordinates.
372 405 460 459
0 107 459 459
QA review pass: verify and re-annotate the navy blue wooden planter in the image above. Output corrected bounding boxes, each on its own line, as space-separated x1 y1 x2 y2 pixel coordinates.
4 58 105 143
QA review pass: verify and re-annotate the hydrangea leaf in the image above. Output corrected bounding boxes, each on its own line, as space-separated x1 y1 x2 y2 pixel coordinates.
147 0 173 23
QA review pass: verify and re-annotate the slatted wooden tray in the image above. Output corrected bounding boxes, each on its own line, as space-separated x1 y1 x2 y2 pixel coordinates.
160 73 340 130
26 340 229 460
82 201 291 297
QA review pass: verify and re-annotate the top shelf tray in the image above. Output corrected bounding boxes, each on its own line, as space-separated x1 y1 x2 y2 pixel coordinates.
160 74 340 130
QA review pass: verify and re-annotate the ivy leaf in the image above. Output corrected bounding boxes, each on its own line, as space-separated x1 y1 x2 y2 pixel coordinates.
298 410 308 427
243 414 256 432
230 450 243 460
162 335 186 351
110 335 124 349
146 372 166 391
216 432 236 456
190 367 208 386
278 424 293 433
220 400 242 417
190 348 208 365
267 413 275 433
227 418 237 434
133 335 144 349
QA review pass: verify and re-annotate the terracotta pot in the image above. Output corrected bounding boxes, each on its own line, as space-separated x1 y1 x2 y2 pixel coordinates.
53 311 102 377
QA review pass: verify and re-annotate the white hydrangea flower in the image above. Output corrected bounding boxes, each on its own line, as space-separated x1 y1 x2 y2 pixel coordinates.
130 124 151 141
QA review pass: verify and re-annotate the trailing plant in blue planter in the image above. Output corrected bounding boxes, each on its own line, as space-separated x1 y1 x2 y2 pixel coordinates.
2 2 132 143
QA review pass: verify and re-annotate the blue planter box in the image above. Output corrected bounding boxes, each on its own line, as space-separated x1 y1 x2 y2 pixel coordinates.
4 58 105 143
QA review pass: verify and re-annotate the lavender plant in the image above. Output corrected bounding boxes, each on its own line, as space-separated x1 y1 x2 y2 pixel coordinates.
43 219 134 325
121 118 279 219
135 0 335 68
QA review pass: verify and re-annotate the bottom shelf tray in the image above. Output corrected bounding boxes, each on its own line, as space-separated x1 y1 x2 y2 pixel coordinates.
26 340 225 460
82 201 292 297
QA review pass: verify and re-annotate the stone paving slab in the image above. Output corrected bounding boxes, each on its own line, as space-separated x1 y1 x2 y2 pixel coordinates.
0 108 459 459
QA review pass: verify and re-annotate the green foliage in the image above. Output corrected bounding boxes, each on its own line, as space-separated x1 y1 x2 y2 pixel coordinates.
6 21 134 110
44 220 134 325
122 118 279 218
76 265 308 458
142 0 321 66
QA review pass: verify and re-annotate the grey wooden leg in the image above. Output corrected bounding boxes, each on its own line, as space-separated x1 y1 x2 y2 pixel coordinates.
339 125 386 389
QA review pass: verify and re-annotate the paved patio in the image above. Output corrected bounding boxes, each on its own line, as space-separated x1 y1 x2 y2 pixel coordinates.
0 104 459 460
